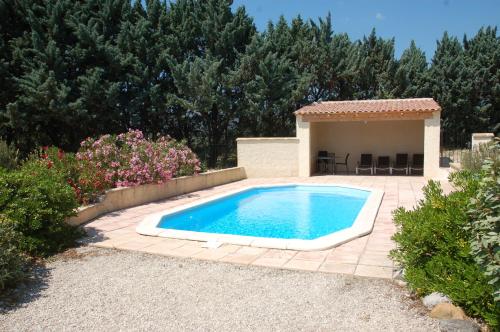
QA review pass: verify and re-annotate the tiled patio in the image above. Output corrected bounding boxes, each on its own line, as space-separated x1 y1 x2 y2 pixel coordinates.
82 175 453 279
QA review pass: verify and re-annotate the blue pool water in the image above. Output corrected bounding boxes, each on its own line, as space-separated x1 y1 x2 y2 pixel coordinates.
158 185 370 240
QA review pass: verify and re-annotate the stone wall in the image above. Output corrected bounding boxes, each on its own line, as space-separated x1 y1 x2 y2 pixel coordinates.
68 167 247 226
236 138 299 177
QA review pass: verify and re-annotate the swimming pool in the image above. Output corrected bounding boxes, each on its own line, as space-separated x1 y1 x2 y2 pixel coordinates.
137 184 383 251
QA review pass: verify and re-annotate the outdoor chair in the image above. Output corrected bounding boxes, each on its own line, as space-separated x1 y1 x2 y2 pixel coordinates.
335 153 350 174
356 154 373 175
316 150 329 173
409 154 424 175
374 156 391 175
391 153 409 175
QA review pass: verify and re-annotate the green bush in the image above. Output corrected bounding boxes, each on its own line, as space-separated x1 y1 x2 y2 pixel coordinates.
0 159 81 257
0 140 19 170
466 139 500 302
0 216 26 291
391 177 498 327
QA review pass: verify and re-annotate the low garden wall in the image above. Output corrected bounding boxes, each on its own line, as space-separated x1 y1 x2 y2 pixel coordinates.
237 137 299 177
68 167 246 226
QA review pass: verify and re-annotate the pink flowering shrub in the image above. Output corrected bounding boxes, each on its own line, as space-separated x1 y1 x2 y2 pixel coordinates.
76 130 201 203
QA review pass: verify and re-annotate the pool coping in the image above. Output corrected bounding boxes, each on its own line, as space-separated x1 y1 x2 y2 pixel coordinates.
136 183 384 251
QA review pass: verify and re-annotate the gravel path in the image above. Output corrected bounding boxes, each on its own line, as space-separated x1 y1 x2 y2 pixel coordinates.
0 247 437 331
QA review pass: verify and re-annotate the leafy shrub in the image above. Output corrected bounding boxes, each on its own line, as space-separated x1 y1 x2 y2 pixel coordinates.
76 130 201 203
391 177 498 327
0 159 81 257
0 216 26 290
35 146 84 202
466 138 500 302
0 140 19 170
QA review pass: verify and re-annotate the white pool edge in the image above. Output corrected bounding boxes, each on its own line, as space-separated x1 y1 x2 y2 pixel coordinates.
136 183 384 251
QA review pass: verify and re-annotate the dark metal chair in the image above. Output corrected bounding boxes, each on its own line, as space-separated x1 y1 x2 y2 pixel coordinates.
375 156 391 174
356 154 373 175
409 154 424 175
391 153 409 175
335 153 350 174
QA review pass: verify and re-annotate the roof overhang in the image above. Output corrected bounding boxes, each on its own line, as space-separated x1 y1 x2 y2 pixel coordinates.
299 110 435 122
295 98 441 122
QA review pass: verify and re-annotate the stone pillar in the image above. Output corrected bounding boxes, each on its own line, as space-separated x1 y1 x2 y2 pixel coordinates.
424 111 441 178
472 133 494 149
296 115 311 177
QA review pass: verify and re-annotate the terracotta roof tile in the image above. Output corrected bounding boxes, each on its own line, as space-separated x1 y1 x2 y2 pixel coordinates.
294 98 441 115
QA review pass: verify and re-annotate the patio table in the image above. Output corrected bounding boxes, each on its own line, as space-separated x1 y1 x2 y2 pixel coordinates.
317 154 335 174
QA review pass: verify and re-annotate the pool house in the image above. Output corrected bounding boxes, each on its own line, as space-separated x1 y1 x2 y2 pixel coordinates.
237 98 443 178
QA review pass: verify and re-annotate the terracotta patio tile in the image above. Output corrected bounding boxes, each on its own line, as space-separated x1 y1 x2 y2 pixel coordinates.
217 244 242 253
168 244 205 257
358 253 394 267
114 241 154 251
180 240 206 248
193 248 231 261
318 262 356 275
326 252 360 264
140 239 188 254
252 257 289 268
354 265 393 279
283 259 322 271
104 228 137 237
293 250 330 262
261 249 297 260
366 241 396 251
220 253 262 265
234 246 268 256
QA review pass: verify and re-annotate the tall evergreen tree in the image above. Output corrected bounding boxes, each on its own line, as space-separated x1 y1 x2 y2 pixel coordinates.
463 26 500 134
116 0 172 134
234 32 308 137
0 0 32 140
166 0 255 166
428 32 473 146
351 29 397 99
392 41 429 98
5 0 132 152
0 0 498 160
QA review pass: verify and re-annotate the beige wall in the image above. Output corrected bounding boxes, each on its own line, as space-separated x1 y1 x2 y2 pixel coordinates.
68 167 247 226
310 120 425 172
237 138 299 177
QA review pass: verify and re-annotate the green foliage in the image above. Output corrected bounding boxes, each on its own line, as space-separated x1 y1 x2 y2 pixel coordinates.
0 139 18 170
0 159 80 257
391 178 499 327
0 0 498 164
0 216 26 291
466 139 500 302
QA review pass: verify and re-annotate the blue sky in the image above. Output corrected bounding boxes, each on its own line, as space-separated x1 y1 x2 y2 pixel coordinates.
231 0 500 60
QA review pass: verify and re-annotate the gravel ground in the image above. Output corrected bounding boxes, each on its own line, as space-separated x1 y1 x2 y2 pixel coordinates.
0 247 437 332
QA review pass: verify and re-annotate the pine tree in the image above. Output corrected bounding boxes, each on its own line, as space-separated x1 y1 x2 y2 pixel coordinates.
428 32 473 146
5 0 133 152
463 27 500 134
116 0 172 134
234 32 308 137
351 29 397 99
166 0 255 166
0 0 498 161
392 41 429 98
0 0 33 141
